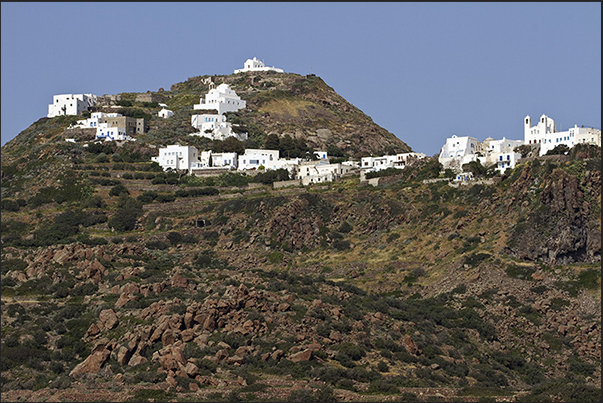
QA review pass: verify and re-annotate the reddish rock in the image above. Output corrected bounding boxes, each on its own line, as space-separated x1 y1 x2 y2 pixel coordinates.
403 334 419 354
99 309 119 330
271 349 284 361
305 342 322 352
235 346 252 356
329 330 342 342
215 348 229 361
116 346 132 366
166 374 177 388
184 362 199 377
203 315 216 331
226 355 245 365
172 273 189 289
181 328 195 342
161 330 177 346
128 353 148 366
69 348 110 376
217 341 231 350
86 323 101 337
184 312 194 329
114 293 133 309
289 349 312 362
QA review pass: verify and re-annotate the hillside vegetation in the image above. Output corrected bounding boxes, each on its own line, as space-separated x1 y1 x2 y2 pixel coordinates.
0 72 600 402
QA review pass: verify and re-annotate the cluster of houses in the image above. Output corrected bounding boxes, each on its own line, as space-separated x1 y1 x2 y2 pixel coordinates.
438 114 601 178
69 111 148 141
47 57 600 184
189 82 247 141
150 144 361 185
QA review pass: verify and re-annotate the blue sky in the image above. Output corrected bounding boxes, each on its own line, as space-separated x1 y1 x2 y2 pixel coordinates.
1 2 601 156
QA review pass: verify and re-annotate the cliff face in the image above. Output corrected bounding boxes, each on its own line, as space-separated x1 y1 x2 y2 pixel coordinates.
503 157 601 264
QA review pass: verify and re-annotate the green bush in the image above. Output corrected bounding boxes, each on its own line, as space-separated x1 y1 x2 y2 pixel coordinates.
267 251 284 264
128 388 176 402
109 182 129 196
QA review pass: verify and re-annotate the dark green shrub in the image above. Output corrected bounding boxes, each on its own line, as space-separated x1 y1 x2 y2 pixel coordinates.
109 182 129 196
332 239 350 251
155 193 176 203
129 388 176 402
137 190 158 203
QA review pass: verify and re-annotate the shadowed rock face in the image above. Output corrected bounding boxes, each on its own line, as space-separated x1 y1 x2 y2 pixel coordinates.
504 162 601 264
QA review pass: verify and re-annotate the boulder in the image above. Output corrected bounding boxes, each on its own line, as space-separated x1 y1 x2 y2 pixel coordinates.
99 309 119 330
403 334 419 354
184 362 199 377
289 349 312 362
271 349 284 361
69 347 110 376
128 353 148 367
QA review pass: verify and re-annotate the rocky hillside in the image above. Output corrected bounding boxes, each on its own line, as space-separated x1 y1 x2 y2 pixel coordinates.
1 133 600 402
167 71 412 157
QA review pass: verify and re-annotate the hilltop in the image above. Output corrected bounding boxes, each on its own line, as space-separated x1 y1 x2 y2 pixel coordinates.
0 69 601 402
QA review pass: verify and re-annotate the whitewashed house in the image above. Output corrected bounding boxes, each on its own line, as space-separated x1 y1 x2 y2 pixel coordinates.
73 112 122 129
190 113 247 141
480 137 523 173
48 93 97 118
210 152 238 169
269 158 303 175
438 135 483 171
158 108 174 119
298 160 354 185
95 124 130 142
234 57 284 74
575 126 601 147
482 137 524 154
193 83 246 115
152 144 200 172
495 152 522 174
361 152 426 172
237 149 280 171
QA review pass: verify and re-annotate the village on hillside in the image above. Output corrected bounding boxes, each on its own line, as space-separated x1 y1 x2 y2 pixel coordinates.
49 57 601 186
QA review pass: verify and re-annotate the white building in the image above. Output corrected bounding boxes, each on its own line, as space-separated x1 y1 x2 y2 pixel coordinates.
439 135 483 171
269 158 303 174
482 137 524 154
190 113 248 141
524 114 556 146
362 152 426 172
151 144 200 171
575 126 601 147
193 83 246 115
158 108 174 119
238 149 280 171
494 152 522 174
48 93 97 118
73 112 122 129
95 124 130 142
211 152 238 169
298 160 354 185
234 57 284 74
525 114 601 156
